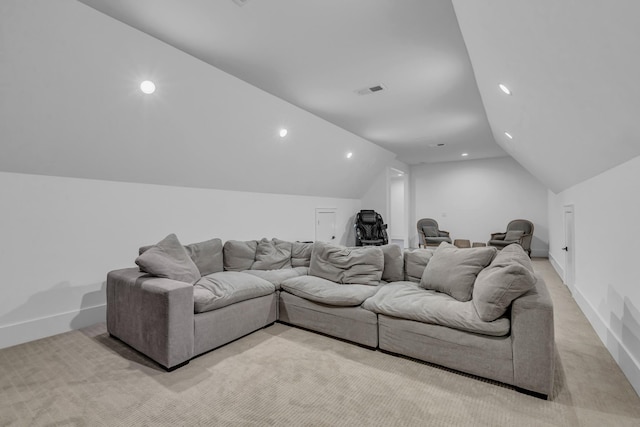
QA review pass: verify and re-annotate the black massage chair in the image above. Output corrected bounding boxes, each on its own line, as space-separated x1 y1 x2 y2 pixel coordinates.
354 210 389 246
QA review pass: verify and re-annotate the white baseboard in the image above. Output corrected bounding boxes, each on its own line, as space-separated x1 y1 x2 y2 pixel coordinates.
0 304 106 350
572 287 640 397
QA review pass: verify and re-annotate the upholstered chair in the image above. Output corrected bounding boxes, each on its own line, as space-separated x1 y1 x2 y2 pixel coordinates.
488 219 534 256
417 218 452 248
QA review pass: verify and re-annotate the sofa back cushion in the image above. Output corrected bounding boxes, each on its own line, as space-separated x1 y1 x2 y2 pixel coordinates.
140 238 223 276
223 240 258 271
251 238 292 270
135 234 201 283
291 241 314 267
309 242 384 285
473 244 537 321
380 244 404 282
420 242 496 301
403 249 434 283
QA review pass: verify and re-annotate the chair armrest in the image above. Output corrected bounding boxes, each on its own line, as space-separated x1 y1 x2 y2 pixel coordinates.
490 232 506 240
510 275 555 397
107 268 194 369
438 230 450 237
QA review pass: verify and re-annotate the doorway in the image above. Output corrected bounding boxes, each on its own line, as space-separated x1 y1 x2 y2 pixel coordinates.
563 205 575 292
388 168 409 248
315 208 337 243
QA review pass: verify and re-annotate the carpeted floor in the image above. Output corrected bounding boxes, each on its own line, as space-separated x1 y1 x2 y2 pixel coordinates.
1 259 639 426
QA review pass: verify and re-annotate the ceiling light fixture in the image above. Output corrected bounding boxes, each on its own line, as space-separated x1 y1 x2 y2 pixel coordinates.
461 153 469 157
140 80 156 94
346 152 353 159
504 132 513 139
498 84 511 95
279 128 288 138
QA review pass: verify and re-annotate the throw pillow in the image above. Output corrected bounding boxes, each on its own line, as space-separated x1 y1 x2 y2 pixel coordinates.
291 241 314 267
473 244 536 321
420 242 496 301
309 242 384 285
139 238 223 276
251 238 293 270
504 230 525 241
403 249 434 283
422 225 439 238
380 244 404 282
223 240 258 271
135 234 201 283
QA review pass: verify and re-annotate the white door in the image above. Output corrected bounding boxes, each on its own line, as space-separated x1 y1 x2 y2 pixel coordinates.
563 205 575 291
315 208 337 243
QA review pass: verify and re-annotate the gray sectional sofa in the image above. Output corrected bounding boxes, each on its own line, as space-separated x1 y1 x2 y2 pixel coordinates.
106 234 555 399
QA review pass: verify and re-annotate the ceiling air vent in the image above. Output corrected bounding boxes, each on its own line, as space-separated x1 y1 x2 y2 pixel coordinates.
356 84 386 96
232 0 250 7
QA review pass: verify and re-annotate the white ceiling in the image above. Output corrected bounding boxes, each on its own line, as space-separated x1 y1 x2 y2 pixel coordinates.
78 0 506 165
452 0 640 192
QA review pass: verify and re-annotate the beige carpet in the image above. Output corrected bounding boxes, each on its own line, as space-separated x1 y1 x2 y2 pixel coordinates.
1 259 639 426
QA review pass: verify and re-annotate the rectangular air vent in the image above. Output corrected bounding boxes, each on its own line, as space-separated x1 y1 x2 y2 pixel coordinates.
232 0 250 7
355 84 386 96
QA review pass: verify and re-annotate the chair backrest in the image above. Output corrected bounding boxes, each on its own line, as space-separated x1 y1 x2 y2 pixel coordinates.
507 219 534 252
416 218 439 246
355 210 388 245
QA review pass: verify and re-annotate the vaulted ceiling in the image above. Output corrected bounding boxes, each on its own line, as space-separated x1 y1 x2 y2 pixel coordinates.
78 0 506 166
10 0 640 194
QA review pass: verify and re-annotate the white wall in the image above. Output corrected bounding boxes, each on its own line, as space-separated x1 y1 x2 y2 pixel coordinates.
0 0 396 199
0 171 360 349
410 157 549 254
360 161 410 230
548 154 640 396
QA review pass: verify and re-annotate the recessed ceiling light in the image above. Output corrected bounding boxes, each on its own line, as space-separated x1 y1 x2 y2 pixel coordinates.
140 80 156 94
461 153 469 157
504 132 513 139
346 152 353 159
279 128 288 138
498 84 511 95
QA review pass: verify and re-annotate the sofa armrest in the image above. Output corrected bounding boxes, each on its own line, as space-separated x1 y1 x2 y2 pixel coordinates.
107 268 194 369
510 275 555 398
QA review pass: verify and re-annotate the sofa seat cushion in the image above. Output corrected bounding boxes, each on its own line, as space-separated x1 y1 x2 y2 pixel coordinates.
309 242 384 285
281 276 381 307
193 271 275 313
362 281 510 337
242 267 308 290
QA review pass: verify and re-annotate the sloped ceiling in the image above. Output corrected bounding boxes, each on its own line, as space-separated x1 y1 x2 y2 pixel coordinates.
77 0 506 164
452 0 640 193
0 0 396 199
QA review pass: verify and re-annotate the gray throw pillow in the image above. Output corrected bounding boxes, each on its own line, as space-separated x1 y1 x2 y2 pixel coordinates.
291 241 313 267
309 242 384 285
251 238 292 270
139 238 223 276
403 249 434 283
135 234 201 283
473 244 536 321
223 240 258 271
422 226 439 238
380 244 404 282
504 230 525 241
420 242 496 301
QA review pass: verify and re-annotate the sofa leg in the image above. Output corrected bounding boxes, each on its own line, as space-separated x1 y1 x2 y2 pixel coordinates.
515 386 548 400
164 360 190 372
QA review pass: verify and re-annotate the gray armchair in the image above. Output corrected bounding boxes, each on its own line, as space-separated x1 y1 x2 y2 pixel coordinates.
488 219 534 256
417 218 452 248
